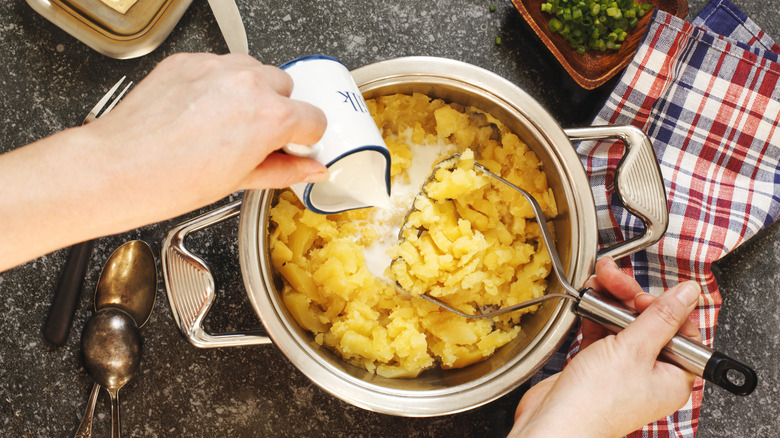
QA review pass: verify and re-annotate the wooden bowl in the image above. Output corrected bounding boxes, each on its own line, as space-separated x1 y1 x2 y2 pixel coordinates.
511 0 689 89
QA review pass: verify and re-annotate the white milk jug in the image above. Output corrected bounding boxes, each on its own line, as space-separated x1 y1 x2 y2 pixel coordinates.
281 55 391 214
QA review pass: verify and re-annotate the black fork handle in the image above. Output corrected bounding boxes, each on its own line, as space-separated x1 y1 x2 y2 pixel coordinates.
43 240 95 345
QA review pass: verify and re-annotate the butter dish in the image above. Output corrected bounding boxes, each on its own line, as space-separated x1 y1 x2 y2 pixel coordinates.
26 0 193 59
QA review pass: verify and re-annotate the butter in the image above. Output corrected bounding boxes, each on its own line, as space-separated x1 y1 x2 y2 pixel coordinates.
100 0 139 14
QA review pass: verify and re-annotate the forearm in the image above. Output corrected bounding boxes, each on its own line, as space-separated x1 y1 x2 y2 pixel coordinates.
0 53 329 272
0 125 131 270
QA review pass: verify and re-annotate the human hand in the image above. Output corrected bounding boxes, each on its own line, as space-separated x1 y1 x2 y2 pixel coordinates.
0 53 328 269
82 52 328 226
509 257 701 438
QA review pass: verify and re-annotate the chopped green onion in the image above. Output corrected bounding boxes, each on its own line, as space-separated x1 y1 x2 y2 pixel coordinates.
548 17 563 32
606 7 621 18
540 0 653 54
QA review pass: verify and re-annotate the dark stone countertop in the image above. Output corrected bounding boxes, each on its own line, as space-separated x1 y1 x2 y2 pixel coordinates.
0 0 777 436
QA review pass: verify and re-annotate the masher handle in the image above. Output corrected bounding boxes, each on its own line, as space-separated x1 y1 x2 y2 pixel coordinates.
575 288 757 396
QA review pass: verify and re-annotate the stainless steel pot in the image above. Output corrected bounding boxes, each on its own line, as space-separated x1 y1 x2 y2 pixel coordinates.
161 57 668 416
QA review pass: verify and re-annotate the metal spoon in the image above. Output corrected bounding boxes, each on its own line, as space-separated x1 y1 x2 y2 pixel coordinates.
93 240 157 327
75 240 157 438
74 382 100 438
81 308 142 438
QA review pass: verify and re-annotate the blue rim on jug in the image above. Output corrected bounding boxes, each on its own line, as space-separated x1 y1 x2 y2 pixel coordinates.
302 145 392 215
279 54 344 70
280 54 392 215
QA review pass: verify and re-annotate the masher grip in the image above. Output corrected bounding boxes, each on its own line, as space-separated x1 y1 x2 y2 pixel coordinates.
575 288 757 396
565 126 669 260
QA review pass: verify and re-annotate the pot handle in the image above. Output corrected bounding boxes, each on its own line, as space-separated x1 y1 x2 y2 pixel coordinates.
161 200 271 348
576 288 758 396
565 126 669 260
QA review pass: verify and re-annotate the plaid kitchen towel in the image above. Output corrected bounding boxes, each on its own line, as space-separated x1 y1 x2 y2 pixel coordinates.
532 1 780 437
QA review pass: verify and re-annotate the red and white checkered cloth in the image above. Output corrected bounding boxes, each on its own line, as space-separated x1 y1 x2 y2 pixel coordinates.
532 1 780 437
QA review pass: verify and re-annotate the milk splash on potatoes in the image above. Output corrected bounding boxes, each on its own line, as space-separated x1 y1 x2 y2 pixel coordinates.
267 93 557 378
361 141 454 280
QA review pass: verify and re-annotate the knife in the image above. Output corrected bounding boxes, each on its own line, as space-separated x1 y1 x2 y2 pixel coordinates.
207 0 249 54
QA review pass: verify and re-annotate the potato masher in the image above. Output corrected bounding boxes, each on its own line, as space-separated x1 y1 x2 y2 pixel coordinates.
396 154 758 396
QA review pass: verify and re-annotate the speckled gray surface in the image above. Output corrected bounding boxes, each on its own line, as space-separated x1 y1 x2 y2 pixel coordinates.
0 0 777 436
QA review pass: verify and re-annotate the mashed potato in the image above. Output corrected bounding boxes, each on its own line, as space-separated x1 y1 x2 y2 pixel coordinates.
268 93 557 378
391 148 557 313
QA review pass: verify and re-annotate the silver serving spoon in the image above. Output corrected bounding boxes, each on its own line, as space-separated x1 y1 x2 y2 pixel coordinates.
75 240 156 438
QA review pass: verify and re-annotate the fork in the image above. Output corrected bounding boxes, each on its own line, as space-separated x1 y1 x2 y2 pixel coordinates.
42 76 134 347
82 76 132 125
